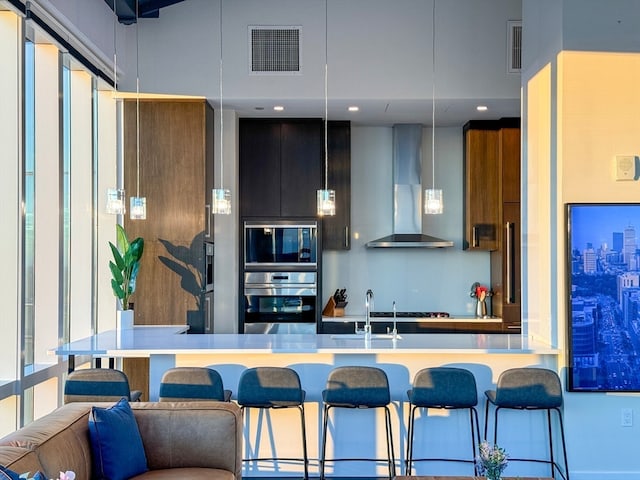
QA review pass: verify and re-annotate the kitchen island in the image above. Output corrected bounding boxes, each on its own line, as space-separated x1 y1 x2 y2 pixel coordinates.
52 326 559 400
52 327 561 478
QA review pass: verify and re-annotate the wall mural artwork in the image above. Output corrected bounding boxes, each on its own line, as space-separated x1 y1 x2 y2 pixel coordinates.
567 203 640 392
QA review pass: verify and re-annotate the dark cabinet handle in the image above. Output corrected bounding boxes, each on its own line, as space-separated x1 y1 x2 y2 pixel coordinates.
205 204 211 238
272 275 288 280
506 221 515 304
344 226 349 248
205 295 212 333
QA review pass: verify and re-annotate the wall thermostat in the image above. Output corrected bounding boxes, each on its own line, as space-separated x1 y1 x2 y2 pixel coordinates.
615 155 637 181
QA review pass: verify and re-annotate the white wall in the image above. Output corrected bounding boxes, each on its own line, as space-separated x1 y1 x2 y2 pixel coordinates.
522 1 640 478
128 0 521 110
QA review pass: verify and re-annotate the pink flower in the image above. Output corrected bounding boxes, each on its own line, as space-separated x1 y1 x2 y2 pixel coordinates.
58 472 75 480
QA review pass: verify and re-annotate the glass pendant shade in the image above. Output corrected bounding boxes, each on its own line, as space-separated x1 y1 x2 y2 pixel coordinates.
424 188 443 214
106 188 126 215
212 188 231 215
130 196 146 220
317 189 336 216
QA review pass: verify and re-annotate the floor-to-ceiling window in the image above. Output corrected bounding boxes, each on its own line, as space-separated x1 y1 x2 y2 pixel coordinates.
0 8 22 435
0 5 117 433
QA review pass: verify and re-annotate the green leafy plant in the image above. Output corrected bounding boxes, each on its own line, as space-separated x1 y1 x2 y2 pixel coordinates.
109 224 144 310
476 441 508 480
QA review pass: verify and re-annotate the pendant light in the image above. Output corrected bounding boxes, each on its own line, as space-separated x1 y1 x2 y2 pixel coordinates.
106 0 125 215
424 0 443 215
212 0 231 215
106 188 126 215
129 0 146 220
316 0 336 217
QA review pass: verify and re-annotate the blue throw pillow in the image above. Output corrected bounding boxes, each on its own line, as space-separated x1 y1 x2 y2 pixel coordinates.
0 467 46 480
0 467 20 480
88 398 148 480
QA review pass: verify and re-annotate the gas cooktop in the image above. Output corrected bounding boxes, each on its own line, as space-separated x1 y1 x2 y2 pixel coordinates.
370 311 450 319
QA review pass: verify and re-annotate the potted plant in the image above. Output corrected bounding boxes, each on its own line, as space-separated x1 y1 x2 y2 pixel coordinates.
109 224 144 329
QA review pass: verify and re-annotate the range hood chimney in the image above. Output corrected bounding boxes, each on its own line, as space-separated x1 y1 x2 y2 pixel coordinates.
366 124 453 248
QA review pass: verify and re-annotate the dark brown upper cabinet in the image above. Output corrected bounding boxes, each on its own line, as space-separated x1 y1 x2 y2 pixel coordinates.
322 121 351 250
240 119 322 218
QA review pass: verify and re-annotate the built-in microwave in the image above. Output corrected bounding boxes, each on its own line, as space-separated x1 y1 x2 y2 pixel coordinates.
244 221 317 268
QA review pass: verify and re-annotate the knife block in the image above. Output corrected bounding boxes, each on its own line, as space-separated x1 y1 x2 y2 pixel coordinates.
322 297 346 317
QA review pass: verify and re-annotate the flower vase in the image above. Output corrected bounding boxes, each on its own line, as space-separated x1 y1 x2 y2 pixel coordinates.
117 309 134 330
485 468 505 480
475 297 487 318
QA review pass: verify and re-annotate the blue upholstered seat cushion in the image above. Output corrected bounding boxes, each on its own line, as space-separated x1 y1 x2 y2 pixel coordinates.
0 467 46 480
88 398 148 480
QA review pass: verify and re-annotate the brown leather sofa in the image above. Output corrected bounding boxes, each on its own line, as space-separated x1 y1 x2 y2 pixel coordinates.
0 401 241 480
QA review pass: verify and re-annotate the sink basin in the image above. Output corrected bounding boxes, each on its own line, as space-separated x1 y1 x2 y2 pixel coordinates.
331 334 402 340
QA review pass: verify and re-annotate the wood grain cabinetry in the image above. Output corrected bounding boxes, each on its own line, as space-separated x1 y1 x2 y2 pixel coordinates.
239 118 322 218
322 121 351 250
491 124 521 329
122 99 214 398
463 118 521 330
463 124 500 250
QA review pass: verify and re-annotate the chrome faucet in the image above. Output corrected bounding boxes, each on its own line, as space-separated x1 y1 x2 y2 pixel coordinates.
392 300 397 338
365 289 374 335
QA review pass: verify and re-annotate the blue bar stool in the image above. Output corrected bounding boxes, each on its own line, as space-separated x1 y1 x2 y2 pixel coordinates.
405 367 481 475
484 367 569 480
237 367 308 480
64 368 142 403
158 367 232 402
320 366 396 480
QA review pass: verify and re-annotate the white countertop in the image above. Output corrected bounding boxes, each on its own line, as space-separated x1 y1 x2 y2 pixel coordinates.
51 325 559 356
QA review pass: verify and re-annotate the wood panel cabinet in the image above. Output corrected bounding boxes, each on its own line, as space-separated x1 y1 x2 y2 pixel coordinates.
122 99 214 398
491 202 521 329
123 99 213 326
463 124 500 250
463 118 521 330
322 121 351 250
239 118 322 218
491 125 521 329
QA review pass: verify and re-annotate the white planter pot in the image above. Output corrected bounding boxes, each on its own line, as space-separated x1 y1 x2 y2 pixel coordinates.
117 309 134 330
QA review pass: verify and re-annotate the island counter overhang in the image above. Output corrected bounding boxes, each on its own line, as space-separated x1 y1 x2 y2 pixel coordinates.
51 326 560 402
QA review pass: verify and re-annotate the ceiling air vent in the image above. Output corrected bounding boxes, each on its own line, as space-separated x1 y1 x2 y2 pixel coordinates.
507 20 522 73
249 26 301 74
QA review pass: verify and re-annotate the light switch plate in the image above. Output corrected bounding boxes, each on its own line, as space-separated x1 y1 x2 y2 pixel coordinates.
615 155 636 181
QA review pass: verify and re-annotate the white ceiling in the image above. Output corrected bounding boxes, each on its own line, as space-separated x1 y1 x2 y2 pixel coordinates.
224 96 521 127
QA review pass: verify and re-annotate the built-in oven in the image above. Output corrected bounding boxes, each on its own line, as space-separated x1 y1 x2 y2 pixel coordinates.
244 221 317 269
243 271 317 334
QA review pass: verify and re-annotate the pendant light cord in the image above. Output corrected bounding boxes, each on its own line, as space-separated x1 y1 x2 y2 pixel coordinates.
219 0 224 191
113 1 117 95
431 0 436 191
135 0 140 198
324 0 328 191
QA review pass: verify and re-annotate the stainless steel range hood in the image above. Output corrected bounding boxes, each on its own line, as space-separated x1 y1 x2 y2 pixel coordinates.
366 124 453 248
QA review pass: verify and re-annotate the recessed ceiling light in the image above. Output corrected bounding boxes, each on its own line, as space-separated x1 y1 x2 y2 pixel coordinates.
273 105 285 111
476 105 488 111
254 107 265 111
348 106 359 112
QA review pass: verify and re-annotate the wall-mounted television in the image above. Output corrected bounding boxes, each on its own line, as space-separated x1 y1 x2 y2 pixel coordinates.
567 203 640 392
